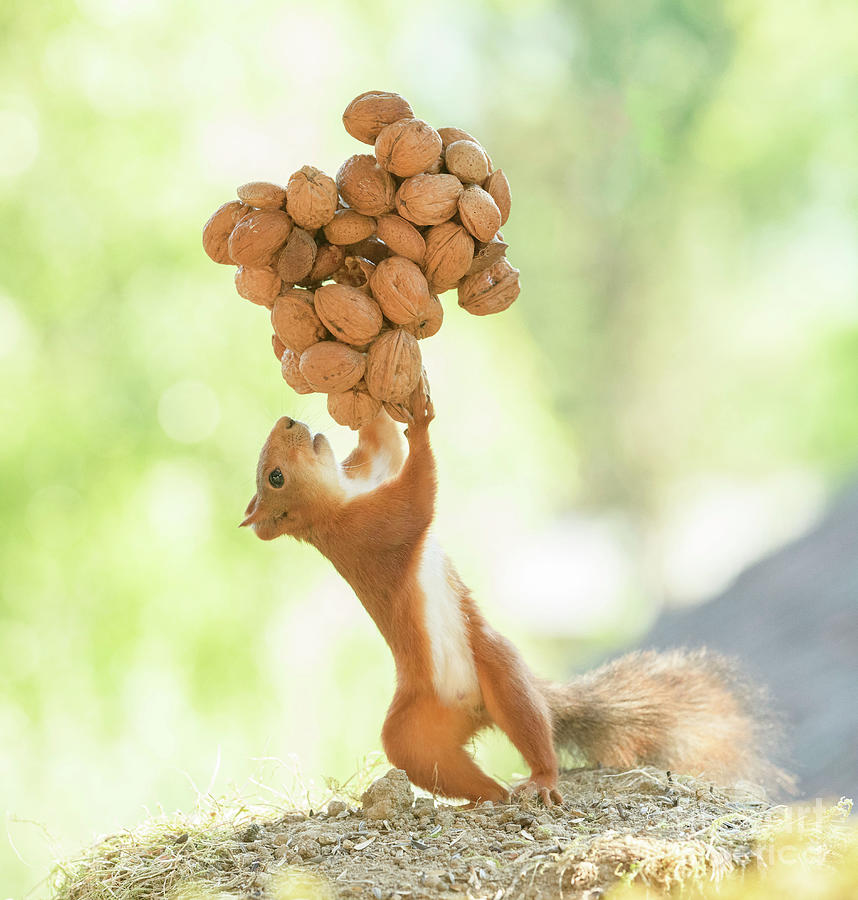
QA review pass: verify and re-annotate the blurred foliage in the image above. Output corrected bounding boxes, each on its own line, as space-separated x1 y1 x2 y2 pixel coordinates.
1 0 857 895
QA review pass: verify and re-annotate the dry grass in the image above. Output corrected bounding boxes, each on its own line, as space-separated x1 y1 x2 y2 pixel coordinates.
50 767 854 900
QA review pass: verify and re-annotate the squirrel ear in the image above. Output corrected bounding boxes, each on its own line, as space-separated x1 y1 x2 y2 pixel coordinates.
240 494 261 527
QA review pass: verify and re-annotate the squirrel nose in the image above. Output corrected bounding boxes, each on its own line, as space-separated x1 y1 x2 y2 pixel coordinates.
282 416 294 429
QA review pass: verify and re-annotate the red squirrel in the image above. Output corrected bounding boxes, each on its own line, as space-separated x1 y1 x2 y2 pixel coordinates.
241 388 783 804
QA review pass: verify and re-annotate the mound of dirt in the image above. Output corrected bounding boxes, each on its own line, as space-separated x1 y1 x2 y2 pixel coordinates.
51 767 804 900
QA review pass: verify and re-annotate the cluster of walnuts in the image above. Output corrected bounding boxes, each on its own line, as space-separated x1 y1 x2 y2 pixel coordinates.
202 90 519 429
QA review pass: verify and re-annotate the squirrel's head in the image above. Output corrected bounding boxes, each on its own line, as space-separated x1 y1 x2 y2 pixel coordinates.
241 416 342 540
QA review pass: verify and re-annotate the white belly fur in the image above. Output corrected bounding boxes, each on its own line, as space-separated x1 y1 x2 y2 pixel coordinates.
418 535 482 708
339 448 394 498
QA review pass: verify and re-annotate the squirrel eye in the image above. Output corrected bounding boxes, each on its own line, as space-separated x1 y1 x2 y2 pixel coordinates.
268 467 284 488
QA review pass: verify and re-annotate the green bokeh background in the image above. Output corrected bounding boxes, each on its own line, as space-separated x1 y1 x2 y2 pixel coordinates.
1 0 857 895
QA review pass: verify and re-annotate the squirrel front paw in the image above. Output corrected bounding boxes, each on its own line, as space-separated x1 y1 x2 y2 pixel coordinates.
404 377 434 439
512 774 563 807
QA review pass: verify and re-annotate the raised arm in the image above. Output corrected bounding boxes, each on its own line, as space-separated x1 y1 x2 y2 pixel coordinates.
340 410 405 488
339 387 436 550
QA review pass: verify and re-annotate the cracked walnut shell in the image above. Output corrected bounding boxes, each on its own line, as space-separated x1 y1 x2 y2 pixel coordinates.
457 258 520 316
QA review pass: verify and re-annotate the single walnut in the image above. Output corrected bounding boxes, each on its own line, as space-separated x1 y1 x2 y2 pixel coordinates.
203 200 246 264
299 341 366 393
375 119 442 178
437 126 479 149
327 384 382 430
277 228 317 284
467 234 508 275
235 266 281 307
375 214 426 265
343 91 414 145
303 242 345 284
444 140 490 185
370 256 431 325
422 222 474 294
271 288 328 354
323 209 377 245
228 209 293 267
336 155 396 217
272 333 287 361
483 169 511 226
280 348 314 394
365 329 422 403
457 258 520 316
458 184 502 243
314 283 383 346
395 175 463 226
286 166 339 230
237 182 286 209
401 293 443 340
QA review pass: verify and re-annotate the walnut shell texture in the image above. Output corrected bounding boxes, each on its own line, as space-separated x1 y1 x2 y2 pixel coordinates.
305 242 345 284
365 328 422 403
422 222 475 294
314 283 383 346
323 209 377 245
237 182 286 209
228 209 293 267
401 293 444 340
457 258 520 316
281 348 314 394
483 169 511 226
286 166 339 230
370 256 431 325
336 154 396 217
327 384 382 429
395 174 463 227
382 369 430 421
203 200 245 264
342 91 414 145
458 184 502 243
437 126 479 149
444 140 490 185
235 266 281 307
375 118 442 178
299 341 366 393
375 214 426 265
271 288 328 354
277 227 317 284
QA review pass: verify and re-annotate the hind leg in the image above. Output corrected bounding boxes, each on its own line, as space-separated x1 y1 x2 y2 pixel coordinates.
381 692 508 804
473 629 563 806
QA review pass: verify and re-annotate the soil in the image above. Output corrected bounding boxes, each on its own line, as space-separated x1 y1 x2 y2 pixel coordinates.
53 766 788 900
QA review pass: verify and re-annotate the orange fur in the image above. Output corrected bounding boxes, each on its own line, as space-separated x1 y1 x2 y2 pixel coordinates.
243 397 784 804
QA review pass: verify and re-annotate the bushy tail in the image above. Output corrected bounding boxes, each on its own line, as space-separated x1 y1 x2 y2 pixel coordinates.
539 648 792 792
